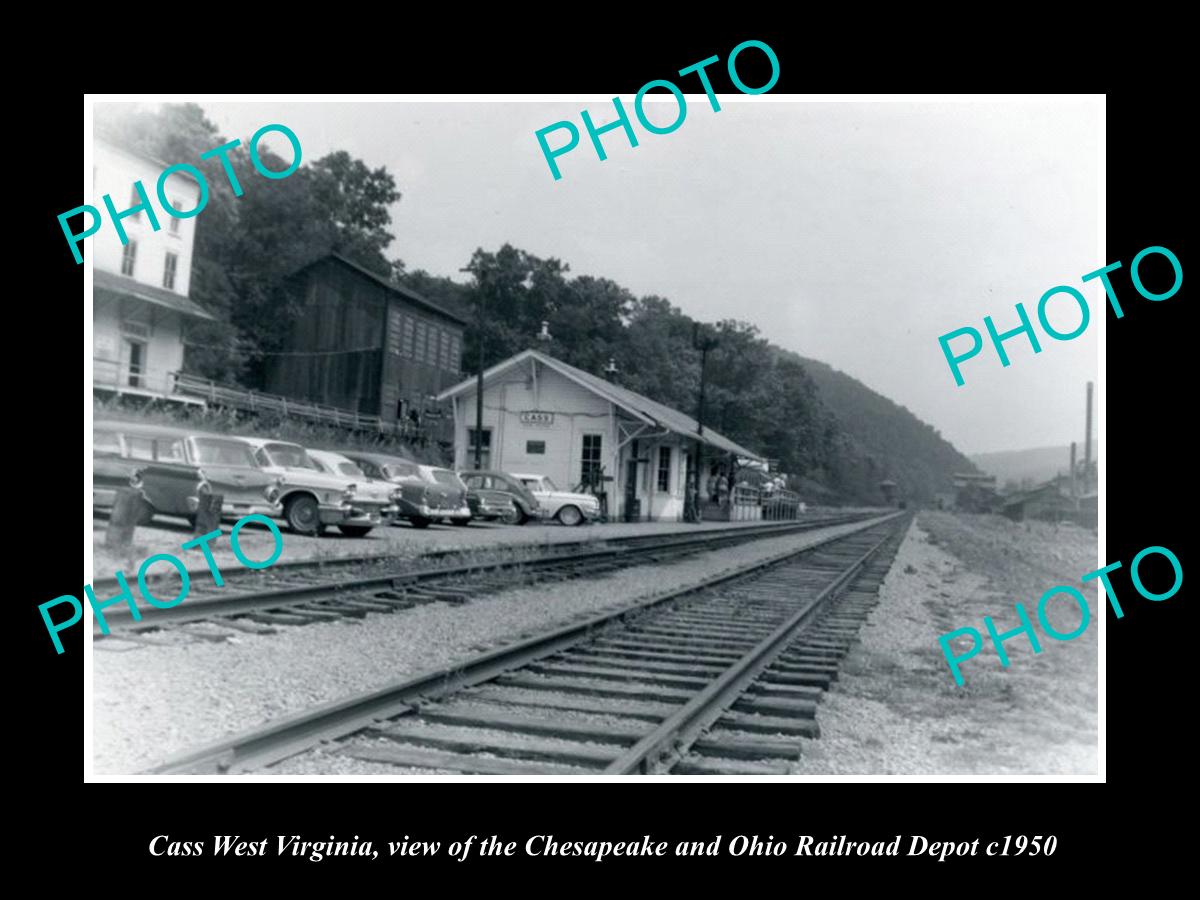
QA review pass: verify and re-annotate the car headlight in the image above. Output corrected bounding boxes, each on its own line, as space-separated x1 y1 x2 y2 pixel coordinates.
344 482 357 497
390 487 403 503
197 479 212 495
129 469 143 488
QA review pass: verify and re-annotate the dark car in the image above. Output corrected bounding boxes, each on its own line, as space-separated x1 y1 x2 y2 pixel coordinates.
93 422 166 524
459 471 541 525
95 422 280 528
342 451 471 528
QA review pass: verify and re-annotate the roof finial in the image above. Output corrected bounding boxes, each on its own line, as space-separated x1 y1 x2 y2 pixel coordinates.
537 321 552 342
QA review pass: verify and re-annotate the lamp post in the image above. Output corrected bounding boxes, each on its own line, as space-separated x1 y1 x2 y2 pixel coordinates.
690 322 719 523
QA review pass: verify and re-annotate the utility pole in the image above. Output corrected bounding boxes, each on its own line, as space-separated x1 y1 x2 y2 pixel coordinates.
689 322 719 523
474 292 484 469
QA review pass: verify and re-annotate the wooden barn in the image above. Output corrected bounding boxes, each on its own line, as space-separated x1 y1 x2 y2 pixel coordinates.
265 254 469 438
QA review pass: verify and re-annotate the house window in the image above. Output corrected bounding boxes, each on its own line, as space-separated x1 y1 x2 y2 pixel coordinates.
163 252 178 290
440 330 452 370
449 335 462 372
657 446 672 492
169 215 181 234
467 427 492 469
121 241 137 276
128 185 142 223
526 440 546 455
581 433 603 485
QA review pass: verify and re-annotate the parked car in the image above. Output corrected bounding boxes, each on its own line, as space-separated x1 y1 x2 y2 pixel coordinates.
93 422 157 523
459 470 541 524
342 451 472 528
108 424 284 526
232 438 391 537
307 449 401 535
510 473 601 526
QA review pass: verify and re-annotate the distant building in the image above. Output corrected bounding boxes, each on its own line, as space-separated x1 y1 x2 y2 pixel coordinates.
950 472 999 512
265 254 469 439
1000 477 1077 523
92 138 214 403
437 348 764 522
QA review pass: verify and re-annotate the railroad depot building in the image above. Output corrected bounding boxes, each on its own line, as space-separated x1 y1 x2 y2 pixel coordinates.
92 138 214 403
437 349 764 522
264 254 469 437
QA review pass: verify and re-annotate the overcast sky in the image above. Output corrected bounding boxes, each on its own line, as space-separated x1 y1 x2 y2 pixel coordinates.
191 98 1100 456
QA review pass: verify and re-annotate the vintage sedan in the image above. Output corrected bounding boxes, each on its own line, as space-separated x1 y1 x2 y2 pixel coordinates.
307 449 400 535
94 423 157 522
511 473 601 526
459 470 541 524
234 438 391 537
123 427 284 525
342 451 472 528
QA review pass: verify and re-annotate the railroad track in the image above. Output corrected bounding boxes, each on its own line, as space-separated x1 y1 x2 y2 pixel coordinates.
148 512 909 775
97 512 876 643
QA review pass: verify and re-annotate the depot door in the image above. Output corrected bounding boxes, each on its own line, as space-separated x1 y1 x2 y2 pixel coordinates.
624 439 639 521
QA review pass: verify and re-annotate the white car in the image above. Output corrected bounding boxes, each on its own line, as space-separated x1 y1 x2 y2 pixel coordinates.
307 449 401 530
511 473 601 526
232 437 392 537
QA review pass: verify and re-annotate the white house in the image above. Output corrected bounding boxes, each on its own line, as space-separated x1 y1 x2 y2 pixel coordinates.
92 138 213 403
437 348 763 522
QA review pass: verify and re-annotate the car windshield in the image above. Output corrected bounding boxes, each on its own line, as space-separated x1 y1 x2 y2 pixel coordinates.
431 469 462 487
522 476 555 491
264 443 319 470
193 438 257 467
337 462 364 477
383 462 419 479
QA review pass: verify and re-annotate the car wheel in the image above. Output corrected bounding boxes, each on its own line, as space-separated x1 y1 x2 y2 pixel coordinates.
285 494 322 535
409 516 432 529
450 517 472 526
556 505 583 527
500 506 522 525
338 524 374 537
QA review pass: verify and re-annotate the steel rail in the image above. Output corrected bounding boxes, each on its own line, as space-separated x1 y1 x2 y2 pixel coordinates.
93 511 872 597
602 526 900 774
146 512 904 774
97 512 875 632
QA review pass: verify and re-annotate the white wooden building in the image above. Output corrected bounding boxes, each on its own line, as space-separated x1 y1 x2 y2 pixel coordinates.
437 349 763 522
92 138 213 403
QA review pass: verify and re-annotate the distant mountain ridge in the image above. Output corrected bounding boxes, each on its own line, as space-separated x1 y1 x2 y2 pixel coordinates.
779 352 980 504
971 444 1099 487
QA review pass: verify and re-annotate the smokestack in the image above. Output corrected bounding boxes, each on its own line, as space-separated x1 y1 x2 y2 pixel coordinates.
1070 441 1077 499
1084 381 1094 490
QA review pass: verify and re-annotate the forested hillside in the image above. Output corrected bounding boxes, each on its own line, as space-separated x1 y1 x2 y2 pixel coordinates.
789 355 980 503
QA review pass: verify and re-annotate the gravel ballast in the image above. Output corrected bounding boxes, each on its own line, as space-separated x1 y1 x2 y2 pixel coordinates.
790 512 1099 776
93 515 892 776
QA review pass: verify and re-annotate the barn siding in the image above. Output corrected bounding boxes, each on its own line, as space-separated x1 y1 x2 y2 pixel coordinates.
265 257 465 422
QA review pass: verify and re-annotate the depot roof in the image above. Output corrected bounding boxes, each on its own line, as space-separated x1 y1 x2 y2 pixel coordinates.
437 348 764 462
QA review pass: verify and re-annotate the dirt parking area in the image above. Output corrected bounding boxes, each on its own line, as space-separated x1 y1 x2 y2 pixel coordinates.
791 511 1099 775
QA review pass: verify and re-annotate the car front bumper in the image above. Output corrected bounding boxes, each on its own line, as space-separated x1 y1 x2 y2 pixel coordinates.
211 499 284 520
317 501 396 526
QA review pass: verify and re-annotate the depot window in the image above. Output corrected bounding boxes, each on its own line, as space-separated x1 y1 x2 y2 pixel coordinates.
526 440 546 455
657 446 671 492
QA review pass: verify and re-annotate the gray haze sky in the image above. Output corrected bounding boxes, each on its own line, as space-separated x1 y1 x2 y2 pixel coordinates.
193 98 1100 456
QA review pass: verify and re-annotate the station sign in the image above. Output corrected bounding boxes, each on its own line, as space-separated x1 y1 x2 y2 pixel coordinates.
519 410 555 426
